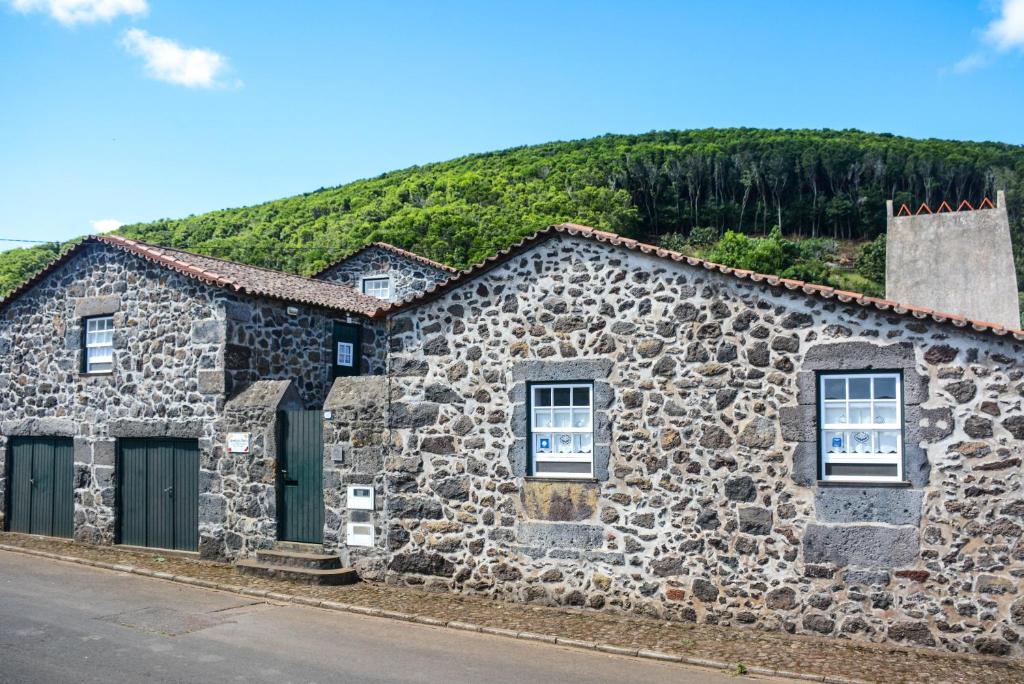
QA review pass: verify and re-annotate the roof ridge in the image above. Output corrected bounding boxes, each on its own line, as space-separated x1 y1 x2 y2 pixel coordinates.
385 223 1024 340
0 235 384 317
102 235 377 295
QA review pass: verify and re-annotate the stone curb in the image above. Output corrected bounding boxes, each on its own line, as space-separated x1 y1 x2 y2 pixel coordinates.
0 544 869 684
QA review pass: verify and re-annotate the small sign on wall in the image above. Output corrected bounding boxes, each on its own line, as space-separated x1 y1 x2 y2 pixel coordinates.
226 432 251 454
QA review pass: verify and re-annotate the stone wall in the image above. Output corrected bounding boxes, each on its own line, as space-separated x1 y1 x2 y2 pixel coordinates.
316 246 451 301
223 294 386 408
209 380 302 558
322 376 390 577
0 242 224 548
381 233 1024 658
0 243 384 561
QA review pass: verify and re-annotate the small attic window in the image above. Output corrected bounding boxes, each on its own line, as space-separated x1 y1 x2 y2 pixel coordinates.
362 277 391 300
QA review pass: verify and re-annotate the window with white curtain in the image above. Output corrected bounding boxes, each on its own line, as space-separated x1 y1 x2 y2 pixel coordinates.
530 383 593 479
819 372 902 482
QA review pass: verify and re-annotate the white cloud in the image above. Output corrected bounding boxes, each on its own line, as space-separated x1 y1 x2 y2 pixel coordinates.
953 0 1024 73
90 218 123 233
10 0 146 25
953 52 989 73
985 0 1024 51
121 29 233 89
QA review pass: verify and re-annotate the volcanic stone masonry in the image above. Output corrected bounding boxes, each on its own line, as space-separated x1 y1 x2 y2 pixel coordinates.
0 241 385 558
377 232 1024 658
1 231 1022 659
315 244 453 301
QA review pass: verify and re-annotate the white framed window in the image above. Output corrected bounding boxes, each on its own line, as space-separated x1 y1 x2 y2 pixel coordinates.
84 315 114 374
819 372 903 483
336 342 354 367
361 277 392 300
531 383 593 479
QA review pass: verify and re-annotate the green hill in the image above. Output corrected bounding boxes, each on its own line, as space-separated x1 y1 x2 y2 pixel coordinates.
4 128 1024 303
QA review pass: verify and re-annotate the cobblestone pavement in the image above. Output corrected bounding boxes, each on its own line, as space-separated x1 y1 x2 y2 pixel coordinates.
2 533 1022 684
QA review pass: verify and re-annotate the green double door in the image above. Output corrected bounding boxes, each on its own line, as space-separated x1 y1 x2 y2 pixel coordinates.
6 437 74 538
278 410 324 543
118 439 198 552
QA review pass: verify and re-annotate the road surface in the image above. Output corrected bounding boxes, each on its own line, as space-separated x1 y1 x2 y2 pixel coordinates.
0 549 784 683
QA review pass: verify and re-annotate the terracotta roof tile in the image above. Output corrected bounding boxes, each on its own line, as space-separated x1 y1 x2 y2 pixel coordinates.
386 222 1024 341
0 235 383 317
312 242 458 278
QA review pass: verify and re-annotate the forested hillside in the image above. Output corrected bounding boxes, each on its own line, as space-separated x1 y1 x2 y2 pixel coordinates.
3 128 1023 301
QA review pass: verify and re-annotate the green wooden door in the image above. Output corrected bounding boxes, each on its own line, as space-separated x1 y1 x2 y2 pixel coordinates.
332 322 362 379
278 410 324 543
118 438 198 551
6 437 73 538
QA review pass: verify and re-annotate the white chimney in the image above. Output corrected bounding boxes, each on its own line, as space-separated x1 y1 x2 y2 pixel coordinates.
885 190 1019 329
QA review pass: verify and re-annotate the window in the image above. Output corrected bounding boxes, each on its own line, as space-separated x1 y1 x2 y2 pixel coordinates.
530 383 593 479
819 372 902 483
84 315 114 373
336 342 354 367
361 277 392 300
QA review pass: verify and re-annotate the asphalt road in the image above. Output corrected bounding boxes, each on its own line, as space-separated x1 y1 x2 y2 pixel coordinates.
0 549 783 684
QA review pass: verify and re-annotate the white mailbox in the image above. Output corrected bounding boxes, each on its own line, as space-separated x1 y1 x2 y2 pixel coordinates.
347 522 374 547
346 485 374 510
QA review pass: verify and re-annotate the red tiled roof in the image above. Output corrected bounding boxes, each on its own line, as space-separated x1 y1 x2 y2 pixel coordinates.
0 235 383 317
386 223 1024 341
312 242 458 278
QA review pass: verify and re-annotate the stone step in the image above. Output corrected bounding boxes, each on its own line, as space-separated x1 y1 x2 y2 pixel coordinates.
273 541 325 554
256 548 342 570
235 560 359 586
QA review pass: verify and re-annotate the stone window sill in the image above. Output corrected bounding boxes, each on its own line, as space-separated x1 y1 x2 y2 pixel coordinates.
816 480 912 489
524 476 599 484
80 371 114 379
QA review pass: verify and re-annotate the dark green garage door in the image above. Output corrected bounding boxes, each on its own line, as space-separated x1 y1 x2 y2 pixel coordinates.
118 439 198 552
6 437 74 538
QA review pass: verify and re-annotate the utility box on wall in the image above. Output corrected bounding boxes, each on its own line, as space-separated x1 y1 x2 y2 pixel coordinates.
346 485 375 546
346 484 374 510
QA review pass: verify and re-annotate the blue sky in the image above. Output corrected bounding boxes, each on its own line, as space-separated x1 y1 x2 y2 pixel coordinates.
1 0 1023 246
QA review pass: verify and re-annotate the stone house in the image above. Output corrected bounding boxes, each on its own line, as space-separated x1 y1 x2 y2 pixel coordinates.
0 235 389 557
1 201 1023 658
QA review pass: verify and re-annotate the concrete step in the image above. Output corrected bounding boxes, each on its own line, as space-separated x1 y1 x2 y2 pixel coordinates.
273 541 325 554
255 548 342 570
235 560 359 586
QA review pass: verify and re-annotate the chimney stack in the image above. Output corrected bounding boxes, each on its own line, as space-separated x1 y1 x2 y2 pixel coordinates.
885 190 1019 330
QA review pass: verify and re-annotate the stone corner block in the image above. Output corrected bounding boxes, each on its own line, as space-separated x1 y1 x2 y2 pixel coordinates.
516 521 603 549
802 341 915 372
197 370 227 395
814 487 924 526
108 418 204 439
803 523 919 568
190 318 226 345
791 442 817 487
511 358 613 382
73 295 121 318
780 405 816 442
1 417 76 437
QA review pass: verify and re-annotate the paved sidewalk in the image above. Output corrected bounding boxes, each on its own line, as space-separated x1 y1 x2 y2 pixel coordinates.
2 533 1022 684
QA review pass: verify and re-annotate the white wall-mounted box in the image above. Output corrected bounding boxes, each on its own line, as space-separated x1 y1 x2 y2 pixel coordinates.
347 522 374 547
347 485 374 510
